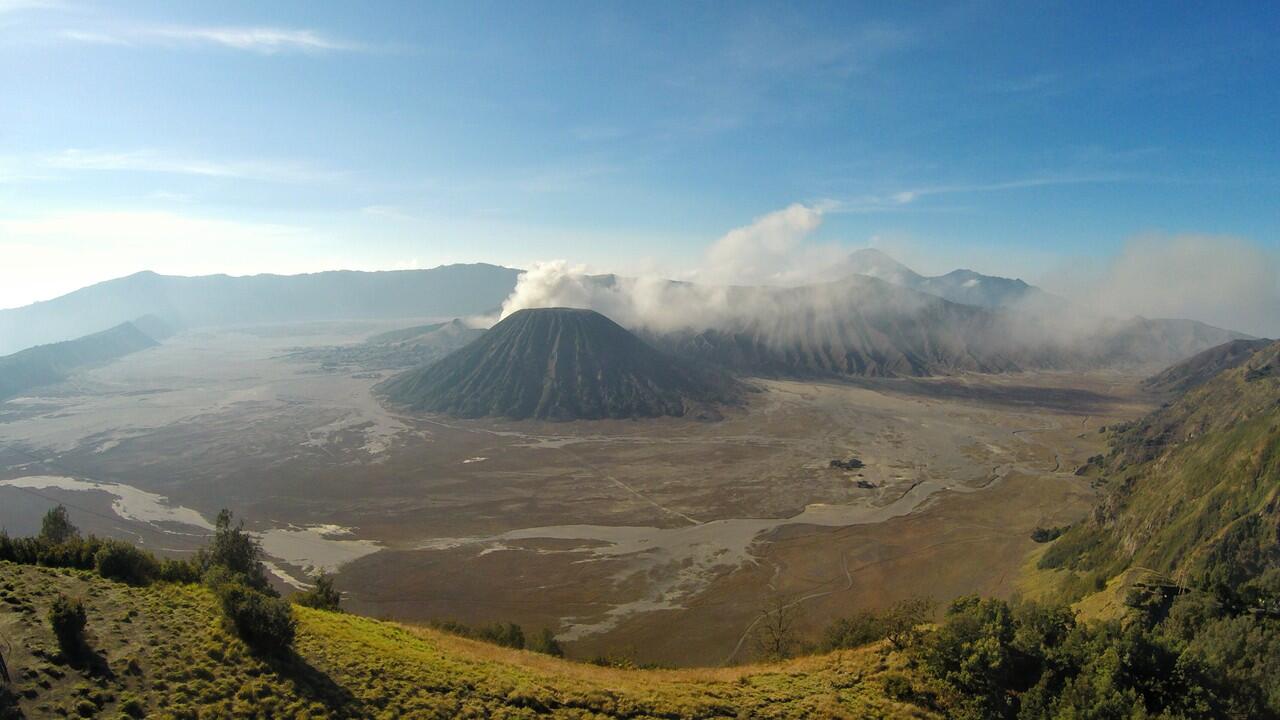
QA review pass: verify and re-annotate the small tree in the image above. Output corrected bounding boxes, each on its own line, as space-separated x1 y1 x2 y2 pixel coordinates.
213 579 296 657
39 505 78 545
477 622 526 649
529 628 564 657
293 571 342 612
196 509 272 593
754 592 803 661
48 593 87 656
882 597 935 650
95 540 160 586
821 610 885 651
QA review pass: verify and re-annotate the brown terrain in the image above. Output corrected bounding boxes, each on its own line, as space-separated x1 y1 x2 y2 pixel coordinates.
0 322 1153 666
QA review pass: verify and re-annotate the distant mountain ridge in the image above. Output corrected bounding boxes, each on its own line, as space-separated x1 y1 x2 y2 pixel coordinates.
634 273 1244 379
647 275 1021 377
381 308 742 420
0 320 162 401
365 319 483 348
1142 337 1275 394
842 248 1053 309
2 256 1247 378
0 264 521 355
284 318 487 373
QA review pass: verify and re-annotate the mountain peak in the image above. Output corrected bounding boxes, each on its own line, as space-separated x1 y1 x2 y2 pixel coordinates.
845 248 922 284
380 307 740 420
844 250 1044 309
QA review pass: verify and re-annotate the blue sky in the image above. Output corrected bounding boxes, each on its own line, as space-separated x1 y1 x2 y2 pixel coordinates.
1 0 1278 312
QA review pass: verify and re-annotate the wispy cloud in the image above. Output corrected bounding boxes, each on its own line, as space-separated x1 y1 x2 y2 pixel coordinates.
899 175 1134 202
827 174 1143 209
517 161 620 194
0 0 61 14
361 205 416 221
59 23 359 53
58 29 129 45
724 18 915 77
143 190 193 202
42 149 343 184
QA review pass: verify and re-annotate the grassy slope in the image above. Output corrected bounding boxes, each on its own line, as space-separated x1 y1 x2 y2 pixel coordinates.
0 563 934 719
1019 340 1280 612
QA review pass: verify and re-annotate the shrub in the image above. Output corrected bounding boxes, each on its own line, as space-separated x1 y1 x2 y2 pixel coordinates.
158 558 202 584
37 535 103 570
293 571 342 612
882 597 935 649
882 674 915 701
476 622 525 649
432 620 528 650
0 531 41 564
211 577 296 657
48 593 87 656
196 510 273 594
94 541 160 586
119 693 146 718
822 610 885 650
39 505 78 545
528 628 564 657
1030 526 1067 543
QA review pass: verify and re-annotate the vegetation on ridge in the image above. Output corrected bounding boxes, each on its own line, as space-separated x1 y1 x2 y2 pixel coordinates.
0 561 931 719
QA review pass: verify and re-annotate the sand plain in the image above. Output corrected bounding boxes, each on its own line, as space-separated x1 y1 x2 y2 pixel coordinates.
0 323 1152 664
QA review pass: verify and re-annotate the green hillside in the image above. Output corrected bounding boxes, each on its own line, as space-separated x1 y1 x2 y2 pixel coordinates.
1016 340 1280 717
1039 339 1280 587
0 561 931 719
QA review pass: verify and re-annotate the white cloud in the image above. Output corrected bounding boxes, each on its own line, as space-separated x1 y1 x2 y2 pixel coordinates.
886 174 1134 204
146 25 354 53
0 0 59 14
361 205 416 221
59 24 358 53
58 30 129 45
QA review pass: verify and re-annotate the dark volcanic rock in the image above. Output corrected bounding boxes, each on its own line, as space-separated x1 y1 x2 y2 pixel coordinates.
380 308 742 420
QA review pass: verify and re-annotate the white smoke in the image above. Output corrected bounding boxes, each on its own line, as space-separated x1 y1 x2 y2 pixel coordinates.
699 203 844 286
492 204 1280 343
494 203 852 331
493 260 735 332
1044 234 1280 338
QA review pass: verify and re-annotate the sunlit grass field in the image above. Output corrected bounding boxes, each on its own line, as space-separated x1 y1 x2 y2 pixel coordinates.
0 562 935 719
